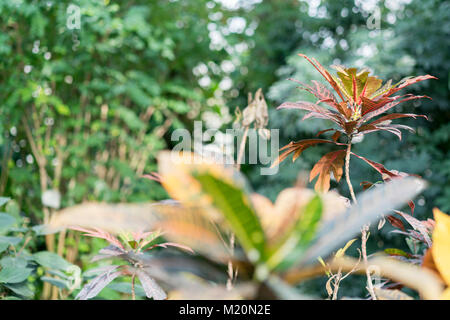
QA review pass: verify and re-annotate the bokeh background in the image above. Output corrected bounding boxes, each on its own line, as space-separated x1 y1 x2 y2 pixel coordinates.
0 0 448 298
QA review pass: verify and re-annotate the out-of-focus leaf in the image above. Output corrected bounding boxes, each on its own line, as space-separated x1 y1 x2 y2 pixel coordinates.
432 208 450 288
374 288 413 300
264 275 315 300
395 210 432 247
384 248 413 258
335 239 357 258
47 202 158 234
152 204 230 262
0 197 10 207
194 172 266 264
296 176 426 266
136 269 167 300
0 236 22 253
91 245 127 262
0 213 16 234
267 195 322 271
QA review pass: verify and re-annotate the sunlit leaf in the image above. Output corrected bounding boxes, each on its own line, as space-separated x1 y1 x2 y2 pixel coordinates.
432 208 450 287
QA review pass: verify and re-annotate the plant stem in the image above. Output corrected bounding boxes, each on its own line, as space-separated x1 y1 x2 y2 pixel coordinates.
228 126 250 288
344 141 357 204
236 126 249 171
332 267 342 300
344 138 377 300
131 273 136 300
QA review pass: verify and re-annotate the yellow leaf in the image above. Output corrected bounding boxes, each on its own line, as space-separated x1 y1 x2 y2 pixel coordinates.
441 288 450 300
432 208 450 287
335 238 357 258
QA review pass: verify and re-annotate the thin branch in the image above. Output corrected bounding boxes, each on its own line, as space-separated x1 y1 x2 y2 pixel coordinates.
344 140 357 204
344 138 377 300
235 126 249 171
131 273 136 300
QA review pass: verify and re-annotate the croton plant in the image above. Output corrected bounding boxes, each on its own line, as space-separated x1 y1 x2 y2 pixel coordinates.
274 54 437 193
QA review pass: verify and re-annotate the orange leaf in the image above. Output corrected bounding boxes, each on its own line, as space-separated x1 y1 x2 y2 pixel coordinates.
309 150 345 192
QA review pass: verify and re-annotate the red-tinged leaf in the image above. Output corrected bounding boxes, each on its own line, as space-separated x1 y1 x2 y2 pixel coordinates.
362 94 414 116
298 53 346 101
69 226 124 249
368 113 428 126
359 123 418 140
309 150 345 192
384 124 416 133
374 126 403 140
76 266 122 300
149 242 194 254
272 139 338 167
385 75 437 97
361 96 394 115
387 215 405 231
331 131 341 142
316 128 336 136
343 120 359 135
360 181 374 190
277 101 344 125
136 269 167 300
91 245 127 262
302 111 339 123
351 153 400 179
394 210 432 247
289 78 341 111
362 95 431 122
142 172 163 183
408 201 415 215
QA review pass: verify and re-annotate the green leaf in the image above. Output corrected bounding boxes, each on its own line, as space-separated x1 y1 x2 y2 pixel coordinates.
384 248 412 258
0 256 28 269
0 197 10 207
0 267 32 284
0 236 22 254
194 173 266 263
32 251 73 271
0 213 16 234
108 282 146 297
267 195 322 270
41 276 69 289
3 282 34 299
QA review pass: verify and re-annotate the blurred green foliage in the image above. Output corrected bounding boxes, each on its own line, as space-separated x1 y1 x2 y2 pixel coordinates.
0 0 448 299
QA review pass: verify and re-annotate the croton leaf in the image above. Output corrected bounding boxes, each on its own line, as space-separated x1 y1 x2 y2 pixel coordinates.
362 95 430 122
272 139 338 167
309 150 345 192
368 113 428 126
289 78 344 113
431 208 450 290
267 195 322 271
351 153 402 179
194 172 266 264
277 101 343 125
298 54 346 102
384 75 438 97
